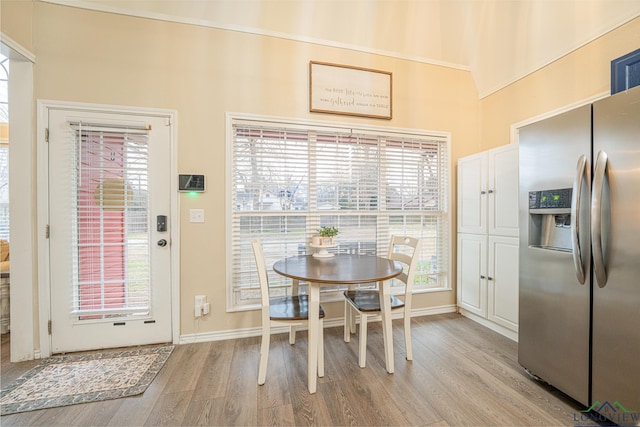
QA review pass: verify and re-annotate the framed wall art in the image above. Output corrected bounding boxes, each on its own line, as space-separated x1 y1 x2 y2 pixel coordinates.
309 61 392 120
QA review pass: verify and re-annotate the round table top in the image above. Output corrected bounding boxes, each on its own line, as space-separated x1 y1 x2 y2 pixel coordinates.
273 254 402 285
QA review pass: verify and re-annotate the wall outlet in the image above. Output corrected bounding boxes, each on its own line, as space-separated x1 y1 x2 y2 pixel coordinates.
195 295 207 317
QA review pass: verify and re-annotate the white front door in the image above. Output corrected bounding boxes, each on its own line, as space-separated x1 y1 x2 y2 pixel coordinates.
47 107 173 353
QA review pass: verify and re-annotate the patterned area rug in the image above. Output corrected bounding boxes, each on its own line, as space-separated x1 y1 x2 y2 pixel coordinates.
0 345 174 415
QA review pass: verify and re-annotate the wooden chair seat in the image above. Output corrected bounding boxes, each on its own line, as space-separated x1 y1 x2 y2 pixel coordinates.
270 295 326 320
343 290 404 312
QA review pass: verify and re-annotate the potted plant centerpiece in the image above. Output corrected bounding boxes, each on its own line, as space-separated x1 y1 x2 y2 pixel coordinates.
318 226 338 245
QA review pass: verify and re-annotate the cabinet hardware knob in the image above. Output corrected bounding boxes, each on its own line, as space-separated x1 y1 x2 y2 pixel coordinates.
488 276 493 281
480 275 486 279
480 190 486 195
488 189 494 194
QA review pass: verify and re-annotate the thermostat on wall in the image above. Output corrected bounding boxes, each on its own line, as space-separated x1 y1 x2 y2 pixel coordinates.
179 174 206 192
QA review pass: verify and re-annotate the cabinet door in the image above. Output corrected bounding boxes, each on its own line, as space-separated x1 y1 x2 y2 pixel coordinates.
457 233 487 317
457 153 487 234
487 236 519 331
488 145 519 237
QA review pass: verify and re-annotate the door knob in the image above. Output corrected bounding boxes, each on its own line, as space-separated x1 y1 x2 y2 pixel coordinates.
157 239 168 247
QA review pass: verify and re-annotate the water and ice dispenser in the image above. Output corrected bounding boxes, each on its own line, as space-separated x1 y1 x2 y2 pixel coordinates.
528 188 573 252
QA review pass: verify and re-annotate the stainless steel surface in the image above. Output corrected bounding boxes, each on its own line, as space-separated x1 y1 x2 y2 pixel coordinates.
571 155 588 284
591 87 640 418
534 213 572 251
519 86 640 423
518 104 591 406
591 150 608 288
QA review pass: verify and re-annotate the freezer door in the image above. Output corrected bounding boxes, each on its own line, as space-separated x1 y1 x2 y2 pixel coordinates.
518 104 591 406
591 85 640 419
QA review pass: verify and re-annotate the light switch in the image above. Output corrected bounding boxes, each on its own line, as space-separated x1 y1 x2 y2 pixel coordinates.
189 209 205 223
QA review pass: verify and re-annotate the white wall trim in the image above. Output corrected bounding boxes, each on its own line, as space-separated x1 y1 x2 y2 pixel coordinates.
509 91 610 145
0 33 36 63
179 305 457 345
169 114 180 346
36 99 180 358
36 100 51 360
7 52 36 362
458 308 518 342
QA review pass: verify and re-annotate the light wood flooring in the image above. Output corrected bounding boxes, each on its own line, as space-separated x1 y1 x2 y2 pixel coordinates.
1 313 591 426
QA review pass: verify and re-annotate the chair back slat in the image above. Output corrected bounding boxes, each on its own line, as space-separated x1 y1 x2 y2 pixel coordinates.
395 271 409 285
251 239 271 309
387 235 421 295
390 252 413 269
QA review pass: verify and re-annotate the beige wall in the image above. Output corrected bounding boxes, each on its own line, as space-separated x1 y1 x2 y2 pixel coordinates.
1 0 34 51
20 2 479 337
479 16 640 151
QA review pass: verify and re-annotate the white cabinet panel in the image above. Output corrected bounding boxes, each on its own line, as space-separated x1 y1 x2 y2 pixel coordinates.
488 145 519 237
488 236 519 331
457 153 487 234
457 233 487 317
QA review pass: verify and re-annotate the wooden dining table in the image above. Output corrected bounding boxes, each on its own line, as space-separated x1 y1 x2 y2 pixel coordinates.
272 253 403 393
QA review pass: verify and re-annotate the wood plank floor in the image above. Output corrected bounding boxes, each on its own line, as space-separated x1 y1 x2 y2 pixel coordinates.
1 313 590 426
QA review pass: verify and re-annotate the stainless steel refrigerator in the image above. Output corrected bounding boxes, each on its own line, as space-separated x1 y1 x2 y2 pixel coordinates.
518 85 640 423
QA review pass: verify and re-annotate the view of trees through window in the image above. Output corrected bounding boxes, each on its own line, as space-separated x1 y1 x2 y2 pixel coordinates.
229 117 449 309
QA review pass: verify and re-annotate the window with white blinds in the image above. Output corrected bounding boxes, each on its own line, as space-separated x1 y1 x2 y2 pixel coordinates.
228 116 450 310
70 123 151 318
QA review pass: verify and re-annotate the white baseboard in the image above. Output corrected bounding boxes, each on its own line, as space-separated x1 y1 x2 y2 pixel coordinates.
457 308 519 342
179 304 458 345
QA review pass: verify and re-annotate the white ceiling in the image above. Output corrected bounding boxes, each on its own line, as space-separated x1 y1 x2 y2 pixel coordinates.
46 0 640 97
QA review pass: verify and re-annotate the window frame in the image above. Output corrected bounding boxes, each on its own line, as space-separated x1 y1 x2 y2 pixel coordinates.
611 48 640 95
225 113 452 312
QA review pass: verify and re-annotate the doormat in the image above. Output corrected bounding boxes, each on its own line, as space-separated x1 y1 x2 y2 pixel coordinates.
0 345 174 415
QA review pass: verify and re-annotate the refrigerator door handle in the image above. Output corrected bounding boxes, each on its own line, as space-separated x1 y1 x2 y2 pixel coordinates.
571 155 588 284
591 150 609 287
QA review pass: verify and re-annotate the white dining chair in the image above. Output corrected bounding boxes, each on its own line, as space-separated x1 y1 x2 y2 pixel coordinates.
343 235 421 368
251 239 325 385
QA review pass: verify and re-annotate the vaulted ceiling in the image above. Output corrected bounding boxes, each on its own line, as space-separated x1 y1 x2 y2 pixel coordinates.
46 0 640 97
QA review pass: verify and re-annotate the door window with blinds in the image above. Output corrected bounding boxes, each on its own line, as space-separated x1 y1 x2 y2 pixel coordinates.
71 123 150 318
228 116 450 310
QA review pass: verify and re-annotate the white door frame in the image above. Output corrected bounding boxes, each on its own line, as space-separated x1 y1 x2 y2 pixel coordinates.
2 33 36 362
37 99 180 357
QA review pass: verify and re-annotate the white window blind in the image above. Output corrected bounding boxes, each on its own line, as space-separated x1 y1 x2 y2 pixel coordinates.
229 117 449 309
70 122 151 318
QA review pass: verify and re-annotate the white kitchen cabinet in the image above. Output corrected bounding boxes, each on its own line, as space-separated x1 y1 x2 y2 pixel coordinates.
457 233 487 317
456 144 519 341
457 144 519 237
457 233 519 339
457 152 487 235
487 236 519 331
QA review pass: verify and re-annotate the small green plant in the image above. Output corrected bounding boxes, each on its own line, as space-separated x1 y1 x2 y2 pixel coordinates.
318 226 339 238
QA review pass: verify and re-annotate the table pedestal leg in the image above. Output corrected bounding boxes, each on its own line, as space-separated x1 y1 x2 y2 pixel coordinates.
379 280 395 373
307 283 319 393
